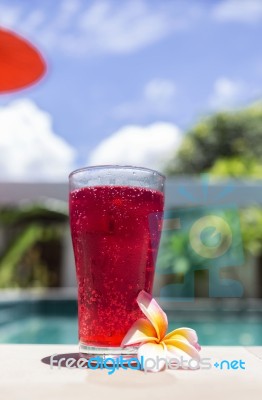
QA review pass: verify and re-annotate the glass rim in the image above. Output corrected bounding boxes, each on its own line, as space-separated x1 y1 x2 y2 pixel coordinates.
69 164 166 180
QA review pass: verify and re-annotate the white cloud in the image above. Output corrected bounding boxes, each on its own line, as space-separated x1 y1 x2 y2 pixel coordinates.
88 122 181 172
144 79 176 103
209 77 247 109
113 79 176 119
22 10 46 32
0 4 21 26
58 0 81 28
0 0 194 57
0 99 76 181
75 1 183 55
212 0 262 23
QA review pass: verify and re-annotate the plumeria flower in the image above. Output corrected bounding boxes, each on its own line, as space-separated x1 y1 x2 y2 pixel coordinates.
121 290 201 372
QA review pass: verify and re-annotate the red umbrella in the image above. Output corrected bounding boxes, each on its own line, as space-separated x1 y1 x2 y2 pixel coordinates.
0 28 46 93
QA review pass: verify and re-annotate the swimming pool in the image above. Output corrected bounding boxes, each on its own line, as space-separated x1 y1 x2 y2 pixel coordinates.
1 315 262 346
0 299 261 346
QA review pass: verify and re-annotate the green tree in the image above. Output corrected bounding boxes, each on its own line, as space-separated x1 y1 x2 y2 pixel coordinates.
166 103 262 176
0 203 68 288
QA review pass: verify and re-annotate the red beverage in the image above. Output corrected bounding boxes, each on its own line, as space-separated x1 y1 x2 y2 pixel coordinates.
69 185 164 347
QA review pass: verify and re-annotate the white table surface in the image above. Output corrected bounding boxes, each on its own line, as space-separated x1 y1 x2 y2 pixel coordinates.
0 345 261 400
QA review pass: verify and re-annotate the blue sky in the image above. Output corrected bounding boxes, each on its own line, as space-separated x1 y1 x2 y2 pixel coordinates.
0 0 262 180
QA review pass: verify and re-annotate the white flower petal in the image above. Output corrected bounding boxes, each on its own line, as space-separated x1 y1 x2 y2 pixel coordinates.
164 327 201 350
164 339 200 362
138 342 167 372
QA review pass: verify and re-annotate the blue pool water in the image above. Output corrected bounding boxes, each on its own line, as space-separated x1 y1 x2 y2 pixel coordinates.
1 313 261 346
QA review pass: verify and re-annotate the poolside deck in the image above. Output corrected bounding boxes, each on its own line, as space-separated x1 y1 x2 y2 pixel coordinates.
0 345 261 399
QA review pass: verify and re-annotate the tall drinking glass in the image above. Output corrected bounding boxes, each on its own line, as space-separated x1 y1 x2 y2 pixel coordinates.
69 165 165 357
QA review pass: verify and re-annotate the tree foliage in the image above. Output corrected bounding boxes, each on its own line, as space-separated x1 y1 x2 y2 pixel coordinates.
166 103 262 176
